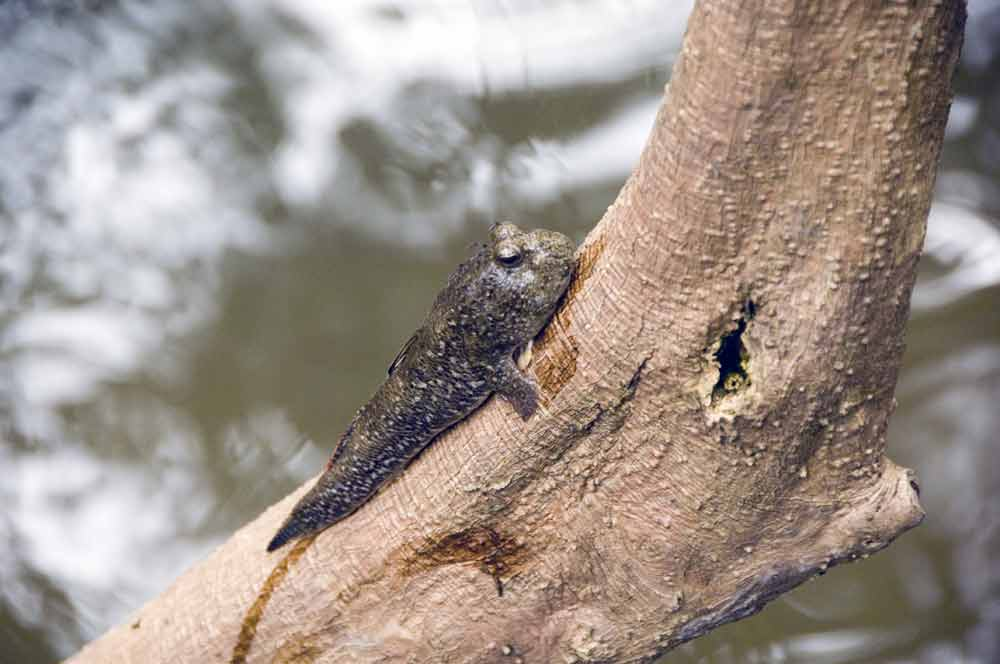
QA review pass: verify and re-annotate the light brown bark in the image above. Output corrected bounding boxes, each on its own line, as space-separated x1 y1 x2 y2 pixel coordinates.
68 1 965 662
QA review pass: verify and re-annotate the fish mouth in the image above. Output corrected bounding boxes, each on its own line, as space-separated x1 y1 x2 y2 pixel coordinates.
557 265 573 292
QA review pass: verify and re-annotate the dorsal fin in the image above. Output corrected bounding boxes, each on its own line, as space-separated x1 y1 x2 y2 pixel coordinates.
387 333 418 376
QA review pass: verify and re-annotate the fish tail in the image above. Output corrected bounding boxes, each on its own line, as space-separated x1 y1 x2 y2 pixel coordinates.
266 520 304 552
266 493 329 552
265 470 362 552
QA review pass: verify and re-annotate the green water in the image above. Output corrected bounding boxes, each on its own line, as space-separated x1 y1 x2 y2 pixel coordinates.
0 2 997 662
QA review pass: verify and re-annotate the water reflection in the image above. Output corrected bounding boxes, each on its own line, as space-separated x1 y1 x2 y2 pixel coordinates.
0 1 997 663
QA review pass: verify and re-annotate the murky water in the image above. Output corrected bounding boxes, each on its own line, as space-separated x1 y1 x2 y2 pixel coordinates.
1 2 997 663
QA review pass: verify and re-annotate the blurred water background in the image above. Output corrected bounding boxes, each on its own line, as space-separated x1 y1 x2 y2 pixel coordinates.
0 1 997 662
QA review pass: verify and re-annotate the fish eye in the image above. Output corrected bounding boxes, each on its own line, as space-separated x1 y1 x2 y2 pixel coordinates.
496 247 523 267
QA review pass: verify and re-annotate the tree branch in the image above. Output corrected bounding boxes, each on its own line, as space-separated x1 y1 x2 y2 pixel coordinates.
67 1 965 662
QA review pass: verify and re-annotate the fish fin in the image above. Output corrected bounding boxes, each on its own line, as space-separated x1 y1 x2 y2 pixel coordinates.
387 333 418 376
497 355 539 421
266 525 296 552
267 501 320 552
267 471 352 552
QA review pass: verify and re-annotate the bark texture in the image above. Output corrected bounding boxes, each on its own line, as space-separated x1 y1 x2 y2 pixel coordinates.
68 1 965 662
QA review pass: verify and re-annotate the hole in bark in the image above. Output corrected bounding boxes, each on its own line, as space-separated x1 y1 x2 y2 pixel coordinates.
712 300 755 404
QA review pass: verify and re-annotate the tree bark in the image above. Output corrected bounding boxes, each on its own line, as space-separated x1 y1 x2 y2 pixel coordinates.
68 1 965 663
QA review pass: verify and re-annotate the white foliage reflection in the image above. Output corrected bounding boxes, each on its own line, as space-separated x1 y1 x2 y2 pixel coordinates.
0 0 997 662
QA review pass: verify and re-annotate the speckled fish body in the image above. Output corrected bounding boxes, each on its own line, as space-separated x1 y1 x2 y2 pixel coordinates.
267 223 575 551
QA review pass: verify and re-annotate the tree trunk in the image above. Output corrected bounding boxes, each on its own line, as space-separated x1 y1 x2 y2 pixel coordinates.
67 1 965 662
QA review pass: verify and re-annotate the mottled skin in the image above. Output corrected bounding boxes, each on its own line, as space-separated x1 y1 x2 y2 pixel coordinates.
267 223 575 552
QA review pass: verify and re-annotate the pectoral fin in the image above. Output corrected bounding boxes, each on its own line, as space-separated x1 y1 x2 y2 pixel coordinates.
497 355 539 421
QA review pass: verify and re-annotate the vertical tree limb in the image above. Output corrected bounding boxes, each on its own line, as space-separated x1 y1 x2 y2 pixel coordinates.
67 1 965 662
